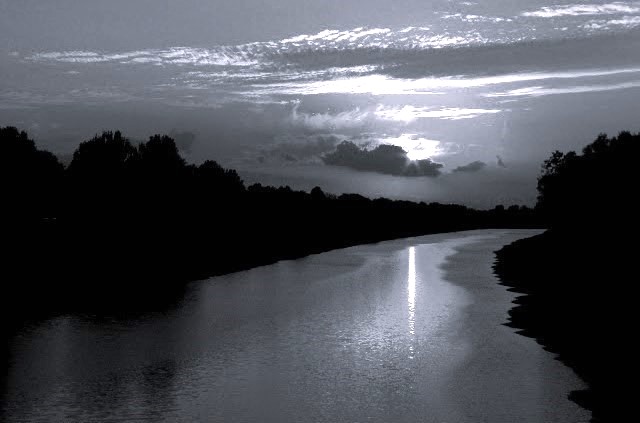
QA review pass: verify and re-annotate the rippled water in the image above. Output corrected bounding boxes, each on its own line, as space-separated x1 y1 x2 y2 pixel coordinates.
2 230 590 422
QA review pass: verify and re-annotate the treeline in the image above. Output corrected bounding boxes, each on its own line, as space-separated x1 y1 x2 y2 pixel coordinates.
1 126 538 307
494 131 640 422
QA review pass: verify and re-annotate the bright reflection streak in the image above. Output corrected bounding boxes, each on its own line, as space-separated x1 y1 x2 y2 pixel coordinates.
408 246 416 358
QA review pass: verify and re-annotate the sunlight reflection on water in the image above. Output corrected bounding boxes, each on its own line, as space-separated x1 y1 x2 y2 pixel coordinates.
2 230 590 423
408 246 417 358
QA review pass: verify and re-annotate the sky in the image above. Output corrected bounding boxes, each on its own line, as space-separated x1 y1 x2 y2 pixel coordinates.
2 0 640 207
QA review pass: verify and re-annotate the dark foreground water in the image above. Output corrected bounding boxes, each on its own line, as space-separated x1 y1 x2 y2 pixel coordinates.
2 230 589 422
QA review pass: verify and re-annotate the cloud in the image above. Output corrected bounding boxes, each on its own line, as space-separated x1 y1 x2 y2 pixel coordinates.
441 13 512 23
522 3 640 18
484 80 640 98
249 68 640 97
375 105 501 122
583 15 640 29
322 141 443 177
29 46 260 66
281 27 392 44
290 104 372 130
258 135 340 163
452 161 487 173
25 25 486 72
377 134 443 160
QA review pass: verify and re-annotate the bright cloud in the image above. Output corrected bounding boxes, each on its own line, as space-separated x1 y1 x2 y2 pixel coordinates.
380 134 443 160
583 15 640 28
290 104 372 130
485 80 640 97
375 106 501 122
250 68 640 97
522 2 640 18
30 47 261 66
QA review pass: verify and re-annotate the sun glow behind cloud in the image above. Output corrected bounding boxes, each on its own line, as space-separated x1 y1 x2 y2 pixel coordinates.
382 134 442 161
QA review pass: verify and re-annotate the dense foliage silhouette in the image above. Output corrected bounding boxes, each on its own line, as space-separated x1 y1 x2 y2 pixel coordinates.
495 131 639 422
1 126 538 311
1 127 63 218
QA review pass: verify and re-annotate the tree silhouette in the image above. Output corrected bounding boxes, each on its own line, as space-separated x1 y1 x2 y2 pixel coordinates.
195 160 245 197
1 126 63 217
536 131 639 231
2 125 538 308
68 131 138 178
497 130 640 422
137 134 186 178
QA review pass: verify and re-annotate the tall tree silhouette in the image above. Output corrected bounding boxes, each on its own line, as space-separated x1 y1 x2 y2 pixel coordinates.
195 160 245 198
66 131 139 216
2 125 538 308
137 135 186 178
497 130 640 422
1 126 63 217
536 131 639 231
68 131 138 178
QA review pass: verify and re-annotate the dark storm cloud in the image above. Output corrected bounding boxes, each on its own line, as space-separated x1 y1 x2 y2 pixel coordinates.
322 141 443 177
452 160 487 173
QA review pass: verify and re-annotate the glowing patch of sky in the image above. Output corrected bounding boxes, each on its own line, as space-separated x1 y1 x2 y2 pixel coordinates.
381 134 443 160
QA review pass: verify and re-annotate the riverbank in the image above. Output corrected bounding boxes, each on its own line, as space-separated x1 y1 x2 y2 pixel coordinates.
493 230 633 422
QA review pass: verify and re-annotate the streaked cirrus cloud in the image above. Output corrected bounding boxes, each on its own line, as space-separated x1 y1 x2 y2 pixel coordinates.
484 80 640 97
522 2 640 18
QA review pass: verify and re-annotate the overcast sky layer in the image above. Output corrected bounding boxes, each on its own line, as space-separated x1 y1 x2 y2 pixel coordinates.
2 1 640 207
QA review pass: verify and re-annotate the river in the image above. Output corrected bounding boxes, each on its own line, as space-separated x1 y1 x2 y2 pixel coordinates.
2 229 590 422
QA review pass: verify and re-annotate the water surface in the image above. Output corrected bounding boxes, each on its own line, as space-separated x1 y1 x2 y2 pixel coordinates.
2 230 589 422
